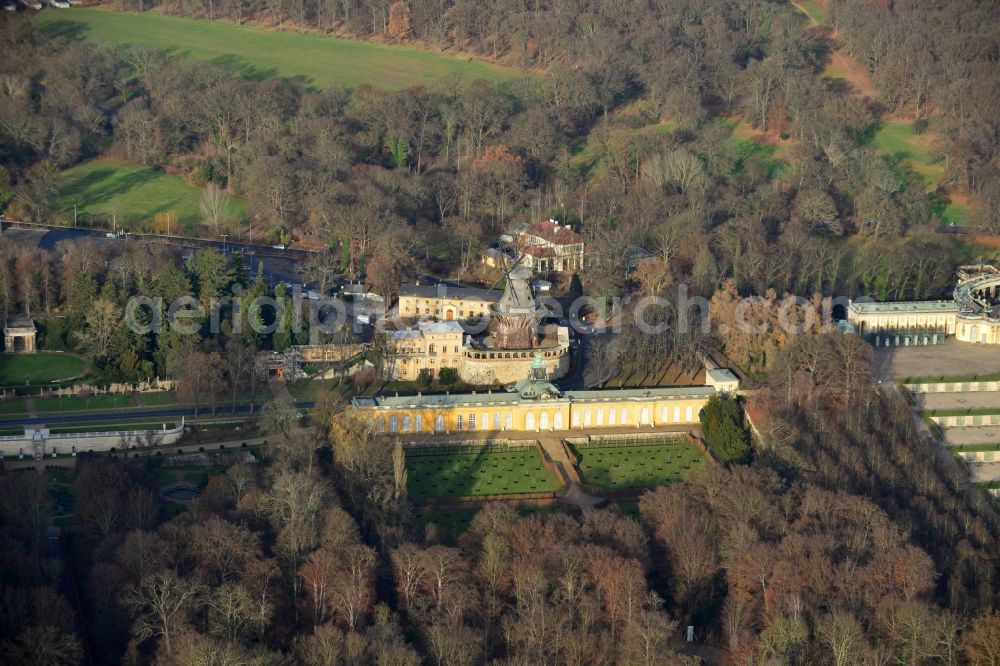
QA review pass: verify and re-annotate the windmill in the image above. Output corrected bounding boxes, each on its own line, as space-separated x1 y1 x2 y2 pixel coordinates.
487 241 544 350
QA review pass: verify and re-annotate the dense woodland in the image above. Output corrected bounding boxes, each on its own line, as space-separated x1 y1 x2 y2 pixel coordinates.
1 0 1000 663
2 0 999 309
2 334 1000 664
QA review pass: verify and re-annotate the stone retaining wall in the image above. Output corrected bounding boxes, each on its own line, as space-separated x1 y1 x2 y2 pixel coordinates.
0 423 185 459
905 380 1000 393
1 379 176 400
954 448 1000 462
928 414 1000 427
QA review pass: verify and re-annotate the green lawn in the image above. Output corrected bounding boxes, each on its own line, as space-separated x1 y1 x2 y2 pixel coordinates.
873 122 946 186
0 399 27 416
572 439 706 489
724 119 793 180
154 466 215 488
406 447 561 500
37 8 517 91
139 391 179 407
922 408 1000 417
869 122 969 224
904 372 1000 384
57 158 245 228
0 352 86 386
287 380 333 402
946 443 1000 453
795 0 826 23
34 393 139 414
48 420 178 434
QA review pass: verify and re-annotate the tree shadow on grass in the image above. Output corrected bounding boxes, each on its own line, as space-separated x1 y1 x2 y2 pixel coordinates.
209 54 314 90
408 447 553 500
35 19 89 41
60 165 163 216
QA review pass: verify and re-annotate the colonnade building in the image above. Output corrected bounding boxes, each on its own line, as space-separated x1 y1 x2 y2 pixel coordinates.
847 265 1000 346
352 354 723 436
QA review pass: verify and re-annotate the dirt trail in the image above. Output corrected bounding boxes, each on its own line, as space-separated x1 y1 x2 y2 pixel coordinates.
791 0 878 102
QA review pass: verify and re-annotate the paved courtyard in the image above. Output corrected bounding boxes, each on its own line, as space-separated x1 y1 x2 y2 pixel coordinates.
917 392 1000 411
940 427 1000 446
970 462 1000 483
875 339 1000 380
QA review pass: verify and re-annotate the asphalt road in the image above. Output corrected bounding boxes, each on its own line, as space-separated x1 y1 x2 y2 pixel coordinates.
3 220 308 287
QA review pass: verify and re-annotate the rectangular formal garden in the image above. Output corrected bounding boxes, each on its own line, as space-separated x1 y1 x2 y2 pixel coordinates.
406 445 561 500
571 437 707 490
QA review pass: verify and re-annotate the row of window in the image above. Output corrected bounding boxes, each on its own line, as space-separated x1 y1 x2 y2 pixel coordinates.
387 412 515 434
383 404 698 433
571 405 693 427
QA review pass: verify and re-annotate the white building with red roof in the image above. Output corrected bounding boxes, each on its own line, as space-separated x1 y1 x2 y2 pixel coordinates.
517 219 585 273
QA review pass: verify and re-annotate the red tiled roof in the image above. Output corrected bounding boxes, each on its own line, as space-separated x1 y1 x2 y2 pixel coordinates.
522 246 556 258
522 219 583 246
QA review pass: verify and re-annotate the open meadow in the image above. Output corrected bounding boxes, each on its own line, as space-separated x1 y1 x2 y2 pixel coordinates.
56 158 245 229
37 8 517 90
0 352 86 386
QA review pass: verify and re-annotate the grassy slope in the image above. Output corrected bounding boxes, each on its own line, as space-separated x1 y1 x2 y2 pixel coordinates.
791 1 968 223
794 0 826 23
572 116 790 185
57 158 245 227
0 352 86 385
37 8 516 90
873 122 945 186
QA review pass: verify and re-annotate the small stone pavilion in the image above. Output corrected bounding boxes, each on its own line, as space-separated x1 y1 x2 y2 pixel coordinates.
4 316 36 353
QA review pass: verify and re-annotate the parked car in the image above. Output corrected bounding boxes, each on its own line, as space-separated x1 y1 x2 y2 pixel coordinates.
272 244 286 250
20 0 42 9
48 0 70 7
2 2 17 11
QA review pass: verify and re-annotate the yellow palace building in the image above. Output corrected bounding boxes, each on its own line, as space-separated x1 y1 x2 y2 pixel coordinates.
352 354 728 436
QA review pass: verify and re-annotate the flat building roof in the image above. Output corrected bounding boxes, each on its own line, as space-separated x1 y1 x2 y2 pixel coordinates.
849 300 957 315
